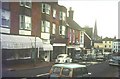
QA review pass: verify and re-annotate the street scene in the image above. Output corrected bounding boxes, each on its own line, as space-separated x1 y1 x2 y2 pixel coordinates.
1 0 120 79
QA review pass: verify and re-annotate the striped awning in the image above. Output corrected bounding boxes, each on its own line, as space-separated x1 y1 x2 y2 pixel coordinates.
1 34 43 49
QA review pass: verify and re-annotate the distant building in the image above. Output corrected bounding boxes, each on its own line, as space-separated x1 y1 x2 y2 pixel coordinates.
102 37 114 53
112 39 120 53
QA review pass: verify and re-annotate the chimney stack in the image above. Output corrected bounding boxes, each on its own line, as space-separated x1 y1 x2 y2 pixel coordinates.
68 7 74 20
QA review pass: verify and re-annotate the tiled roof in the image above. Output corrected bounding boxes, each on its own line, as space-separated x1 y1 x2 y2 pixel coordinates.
66 17 82 30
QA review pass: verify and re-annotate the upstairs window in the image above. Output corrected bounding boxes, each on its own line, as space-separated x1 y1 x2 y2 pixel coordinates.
53 9 56 18
1 10 10 28
19 15 31 30
42 3 51 15
20 1 32 8
41 20 50 33
52 23 56 34
59 11 66 21
59 25 65 35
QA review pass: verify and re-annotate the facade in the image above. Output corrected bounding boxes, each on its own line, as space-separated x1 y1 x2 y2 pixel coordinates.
66 7 81 57
1 2 44 65
112 39 120 53
1 2 93 65
50 5 67 59
102 37 113 54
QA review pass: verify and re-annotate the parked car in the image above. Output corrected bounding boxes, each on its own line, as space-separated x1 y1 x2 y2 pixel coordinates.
96 53 105 61
49 63 91 78
109 56 120 66
55 54 72 63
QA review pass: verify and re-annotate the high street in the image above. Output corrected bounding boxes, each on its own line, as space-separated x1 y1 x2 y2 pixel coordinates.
2 61 119 78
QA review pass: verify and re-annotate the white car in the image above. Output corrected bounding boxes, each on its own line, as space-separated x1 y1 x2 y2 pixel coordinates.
55 54 72 63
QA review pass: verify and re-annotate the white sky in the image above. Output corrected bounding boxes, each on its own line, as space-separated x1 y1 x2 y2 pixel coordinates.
58 0 119 39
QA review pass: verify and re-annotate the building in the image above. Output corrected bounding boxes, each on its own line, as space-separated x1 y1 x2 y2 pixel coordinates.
66 7 81 57
1 2 93 65
102 37 113 54
112 39 120 54
1 2 44 65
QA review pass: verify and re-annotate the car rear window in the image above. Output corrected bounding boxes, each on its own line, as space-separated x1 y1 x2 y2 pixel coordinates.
73 67 88 77
62 68 71 76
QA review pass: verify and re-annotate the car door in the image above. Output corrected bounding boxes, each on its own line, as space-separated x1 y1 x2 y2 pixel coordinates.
81 67 89 77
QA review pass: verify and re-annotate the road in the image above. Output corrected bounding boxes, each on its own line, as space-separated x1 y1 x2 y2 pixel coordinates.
2 61 119 77
88 61 119 77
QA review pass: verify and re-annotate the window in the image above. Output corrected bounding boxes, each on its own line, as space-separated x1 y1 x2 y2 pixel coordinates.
1 10 10 28
41 20 50 33
69 29 72 43
59 26 65 35
52 23 56 34
52 67 61 75
59 11 66 20
20 15 31 30
42 3 51 15
20 1 32 8
53 9 56 18
73 68 82 76
62 68 71 76
105 45 107 48
109 45 111 48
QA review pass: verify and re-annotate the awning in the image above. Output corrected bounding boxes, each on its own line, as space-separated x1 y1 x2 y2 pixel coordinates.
53 43 66 46
1 34 43 49
42 44 53 51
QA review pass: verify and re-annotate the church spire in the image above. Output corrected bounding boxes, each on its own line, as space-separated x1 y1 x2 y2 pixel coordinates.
93 20 98 41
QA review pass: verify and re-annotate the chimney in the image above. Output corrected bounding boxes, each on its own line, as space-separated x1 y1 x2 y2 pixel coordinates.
68 7 74 20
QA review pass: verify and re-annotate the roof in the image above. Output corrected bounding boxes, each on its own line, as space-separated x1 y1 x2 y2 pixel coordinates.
66 17 82 30
102 37 114 41
53 63 86 68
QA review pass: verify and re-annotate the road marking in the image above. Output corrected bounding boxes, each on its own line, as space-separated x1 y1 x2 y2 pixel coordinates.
36 73 49 77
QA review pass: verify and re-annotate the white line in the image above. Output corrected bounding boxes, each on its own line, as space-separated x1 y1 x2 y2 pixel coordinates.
36 73 49 77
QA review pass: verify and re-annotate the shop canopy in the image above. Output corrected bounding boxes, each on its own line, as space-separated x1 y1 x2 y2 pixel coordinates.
1 34 43 49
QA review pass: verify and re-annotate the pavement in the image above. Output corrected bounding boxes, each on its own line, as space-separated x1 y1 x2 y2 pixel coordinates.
3 62 54 71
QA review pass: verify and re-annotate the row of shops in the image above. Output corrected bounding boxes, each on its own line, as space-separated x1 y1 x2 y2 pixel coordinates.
2 34 89 65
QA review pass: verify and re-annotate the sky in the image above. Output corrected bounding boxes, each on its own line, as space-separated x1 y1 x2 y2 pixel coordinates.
58 0 119 39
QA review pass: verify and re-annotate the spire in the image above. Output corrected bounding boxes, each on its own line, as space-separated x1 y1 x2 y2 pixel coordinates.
93 20 98 41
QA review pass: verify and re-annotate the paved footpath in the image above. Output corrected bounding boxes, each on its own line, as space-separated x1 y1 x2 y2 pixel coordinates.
3 62 54 71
